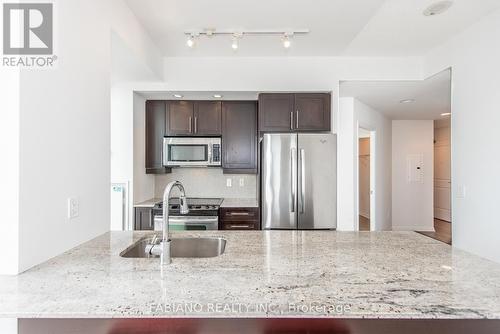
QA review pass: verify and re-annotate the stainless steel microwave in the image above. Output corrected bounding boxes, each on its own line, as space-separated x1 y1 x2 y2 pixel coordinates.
163 137 222 167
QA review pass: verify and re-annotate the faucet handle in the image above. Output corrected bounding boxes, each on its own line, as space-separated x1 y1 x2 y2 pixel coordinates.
151 235 159 245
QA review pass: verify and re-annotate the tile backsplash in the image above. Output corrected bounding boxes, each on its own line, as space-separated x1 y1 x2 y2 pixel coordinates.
155 168 258 199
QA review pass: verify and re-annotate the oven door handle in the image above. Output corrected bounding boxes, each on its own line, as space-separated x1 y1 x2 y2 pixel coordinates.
153 216 219 230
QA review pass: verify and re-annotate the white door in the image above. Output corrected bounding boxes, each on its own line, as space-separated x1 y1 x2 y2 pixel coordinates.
434 126 451 222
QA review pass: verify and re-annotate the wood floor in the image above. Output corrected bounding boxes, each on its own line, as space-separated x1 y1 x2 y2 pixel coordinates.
417 219 452 245
359 215 370 231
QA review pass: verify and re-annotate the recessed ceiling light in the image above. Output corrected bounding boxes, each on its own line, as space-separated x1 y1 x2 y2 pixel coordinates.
423 1 453 17
441 112 451 116
173 94 183 98
213 94 223 98
400 99 415 104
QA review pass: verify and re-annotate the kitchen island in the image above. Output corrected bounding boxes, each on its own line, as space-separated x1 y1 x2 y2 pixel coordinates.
2 231 500 333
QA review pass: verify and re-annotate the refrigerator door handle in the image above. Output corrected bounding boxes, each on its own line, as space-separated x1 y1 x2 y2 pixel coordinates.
290 147 297 212
299 148 305 213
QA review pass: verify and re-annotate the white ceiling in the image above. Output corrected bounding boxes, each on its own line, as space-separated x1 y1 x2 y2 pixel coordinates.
340 69 451 120
125 0 500 57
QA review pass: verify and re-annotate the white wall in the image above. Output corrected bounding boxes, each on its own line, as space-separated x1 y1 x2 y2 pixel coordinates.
17 0 112 272
338 98 392 231
424 8 500 262
109 9 163 230
0 0 164 273
0 68 20 275
392 121 434 231
0 319 17 334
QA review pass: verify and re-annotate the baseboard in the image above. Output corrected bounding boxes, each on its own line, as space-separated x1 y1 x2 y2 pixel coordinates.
392 225 435 232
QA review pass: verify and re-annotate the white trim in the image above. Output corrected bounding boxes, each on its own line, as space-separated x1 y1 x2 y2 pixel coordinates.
392 225 434 232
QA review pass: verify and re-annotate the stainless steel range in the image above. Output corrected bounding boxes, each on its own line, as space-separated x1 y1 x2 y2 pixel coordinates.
153 198 223 231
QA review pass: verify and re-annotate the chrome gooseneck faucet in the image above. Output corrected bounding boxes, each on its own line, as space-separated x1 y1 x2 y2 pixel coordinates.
161 180 189 266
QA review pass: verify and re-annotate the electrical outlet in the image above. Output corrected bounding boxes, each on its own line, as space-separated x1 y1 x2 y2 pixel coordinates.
226 178 232 187
239 178 245 187
68 197 79 219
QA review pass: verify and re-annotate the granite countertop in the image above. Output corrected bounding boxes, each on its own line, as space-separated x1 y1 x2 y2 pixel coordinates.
221 198 259 208
3 231 500 319
134 198 161 208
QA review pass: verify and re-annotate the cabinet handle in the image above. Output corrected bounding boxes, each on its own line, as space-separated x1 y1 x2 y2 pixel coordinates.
189 117 193 133
227 212 251 216
228 224 252 229
194 117 198 133
296 110 299 129
290 111 294 130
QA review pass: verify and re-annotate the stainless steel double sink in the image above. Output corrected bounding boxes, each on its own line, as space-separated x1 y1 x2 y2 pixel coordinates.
120 236 226 258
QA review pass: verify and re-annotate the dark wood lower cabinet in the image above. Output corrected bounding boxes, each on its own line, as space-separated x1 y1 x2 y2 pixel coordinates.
20 318 500 334
134 207 154 230
219 207 260 230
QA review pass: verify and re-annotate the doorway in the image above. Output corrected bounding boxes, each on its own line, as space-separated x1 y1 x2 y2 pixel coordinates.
358 127 375 231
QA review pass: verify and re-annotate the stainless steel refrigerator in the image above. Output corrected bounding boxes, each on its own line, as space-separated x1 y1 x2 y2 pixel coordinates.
262 133 337 230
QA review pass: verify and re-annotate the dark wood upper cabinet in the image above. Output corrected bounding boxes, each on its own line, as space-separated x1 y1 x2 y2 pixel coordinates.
258 93 331 132
258 93 295 132
166 101 221 136
222 101 258 174
145 100 170 174
166 101 194 135
194 101 222 135
295 93 331 131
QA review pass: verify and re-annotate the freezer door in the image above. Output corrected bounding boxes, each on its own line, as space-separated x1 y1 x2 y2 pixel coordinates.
262 134 298 229
297 134 337 229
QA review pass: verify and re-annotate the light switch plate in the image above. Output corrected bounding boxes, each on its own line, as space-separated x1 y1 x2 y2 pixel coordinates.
68 197 79 219
457 185 466 199
226 178 232 187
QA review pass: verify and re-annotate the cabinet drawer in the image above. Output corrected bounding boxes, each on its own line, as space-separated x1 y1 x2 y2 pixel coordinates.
220 207 259 221
221 221 259 230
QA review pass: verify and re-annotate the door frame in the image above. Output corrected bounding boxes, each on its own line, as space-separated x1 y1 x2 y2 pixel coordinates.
356 125 376 231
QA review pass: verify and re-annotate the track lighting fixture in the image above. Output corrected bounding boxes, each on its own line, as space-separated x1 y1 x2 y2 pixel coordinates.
183 29 308 50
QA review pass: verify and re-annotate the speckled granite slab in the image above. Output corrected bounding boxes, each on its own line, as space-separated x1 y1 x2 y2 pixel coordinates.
1 231 500 319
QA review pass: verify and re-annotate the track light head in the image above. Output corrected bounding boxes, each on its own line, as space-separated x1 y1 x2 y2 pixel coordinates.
282 32 293 48
186 33 197 48
231 33 242 50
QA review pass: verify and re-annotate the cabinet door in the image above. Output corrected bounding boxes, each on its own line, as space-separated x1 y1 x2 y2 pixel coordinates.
194 101 221 135
222 101 258 173
166 101 194 135
134 208 153 230
145 100 170 174
258 93 295 132
295 93 331 131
